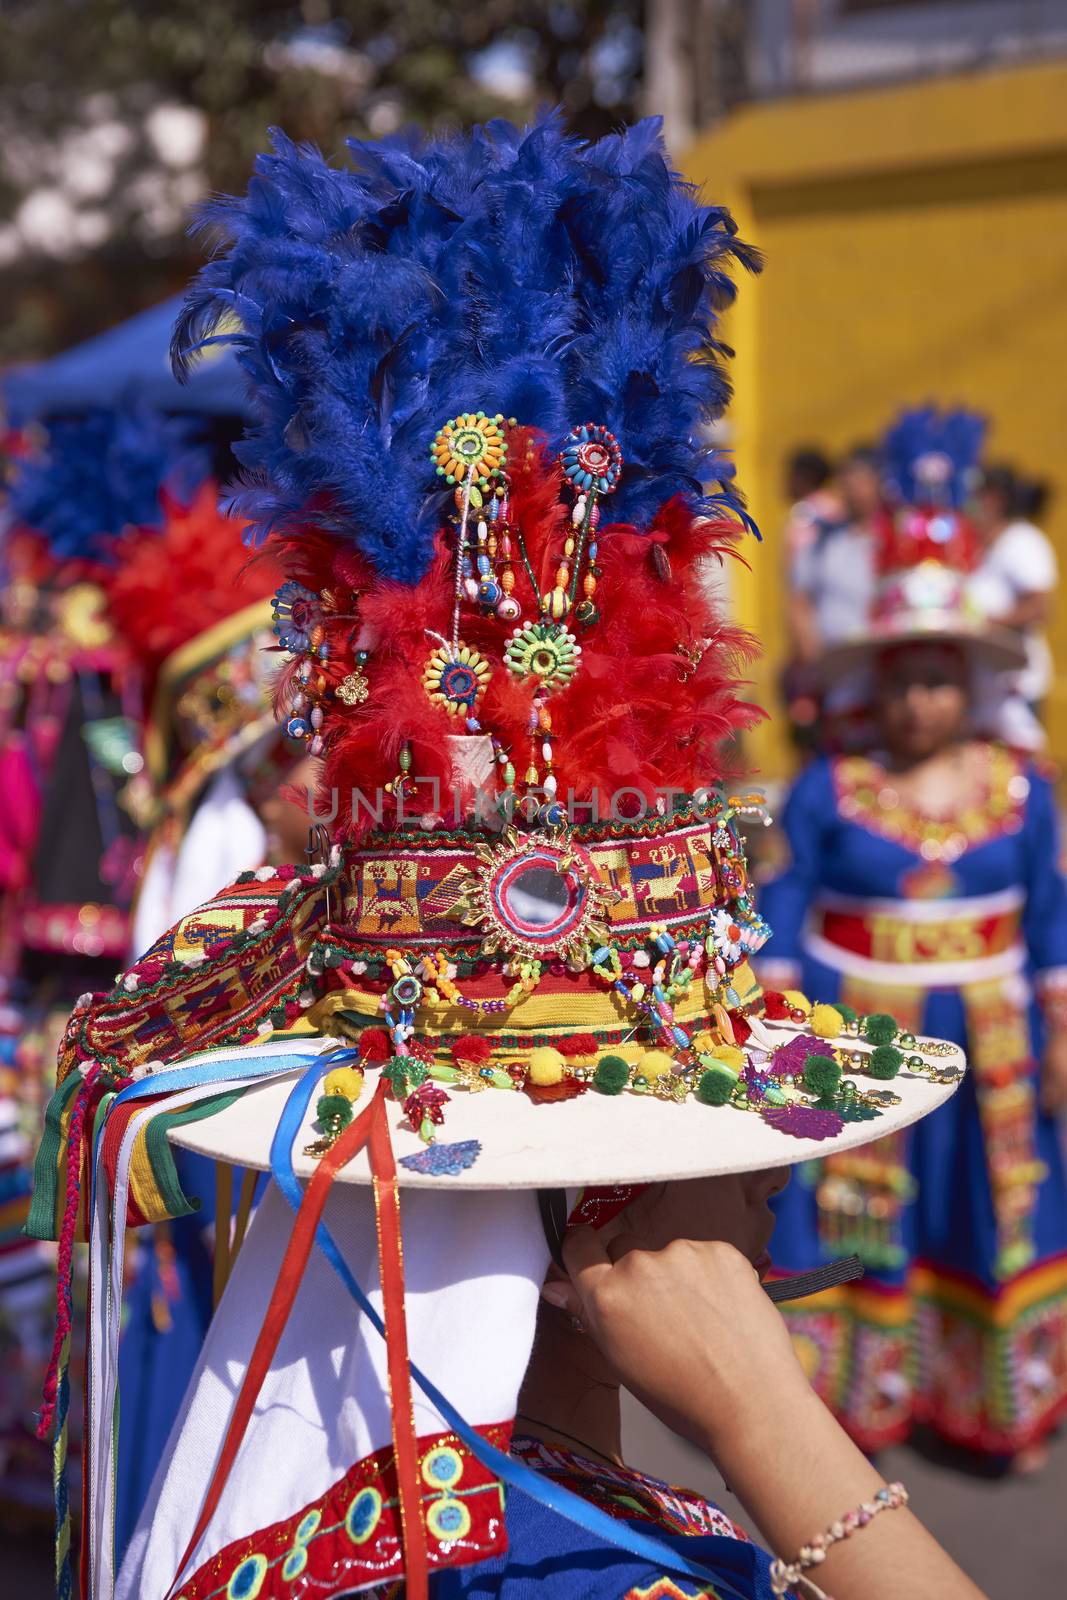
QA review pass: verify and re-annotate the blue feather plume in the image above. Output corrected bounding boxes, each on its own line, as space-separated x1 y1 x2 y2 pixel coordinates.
8 403 209 563
172 114 761 585
881 406 986 511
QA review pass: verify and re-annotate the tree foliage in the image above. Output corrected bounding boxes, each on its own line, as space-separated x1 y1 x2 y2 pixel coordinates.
0 1 643 362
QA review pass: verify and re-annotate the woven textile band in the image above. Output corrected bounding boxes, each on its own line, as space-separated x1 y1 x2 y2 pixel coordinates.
343 811 745 949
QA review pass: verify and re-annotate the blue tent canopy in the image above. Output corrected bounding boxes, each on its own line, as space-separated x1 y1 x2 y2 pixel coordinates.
4 294 248 421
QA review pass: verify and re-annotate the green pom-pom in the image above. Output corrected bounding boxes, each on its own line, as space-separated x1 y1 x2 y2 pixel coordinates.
802 1053 842 1098
696 1066 735 1106
864 1012 898 1045
593 1055 630 1095
867 1044 903 1079
835 1003 858 1025
316 1093 354 1129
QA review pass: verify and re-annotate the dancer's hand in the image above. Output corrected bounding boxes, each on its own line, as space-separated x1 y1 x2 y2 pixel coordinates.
557 1229 804 1455
558 1226 989 1600
1040 1029 1067 1114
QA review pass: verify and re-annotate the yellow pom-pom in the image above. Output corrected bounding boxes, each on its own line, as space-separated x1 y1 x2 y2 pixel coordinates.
809 1003 844 1040
782 989 811 1017
324 1066 365 1101
690 1029 716 1055
528 1046 566 1086
712 1043 745 1071
636 1049 675 1080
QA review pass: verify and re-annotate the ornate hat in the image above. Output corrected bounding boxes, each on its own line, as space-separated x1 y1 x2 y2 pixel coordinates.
106 480 284 822
823 406 1025 677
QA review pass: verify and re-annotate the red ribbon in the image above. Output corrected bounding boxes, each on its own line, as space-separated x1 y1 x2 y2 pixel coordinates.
164 1079 430 1600
370 1089 429 1600
165 1083 386 1597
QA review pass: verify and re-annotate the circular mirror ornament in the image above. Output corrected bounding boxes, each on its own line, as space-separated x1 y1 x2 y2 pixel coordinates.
450 828 618 965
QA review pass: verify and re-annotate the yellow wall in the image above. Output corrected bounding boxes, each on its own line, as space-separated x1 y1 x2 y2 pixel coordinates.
683 61 1067 781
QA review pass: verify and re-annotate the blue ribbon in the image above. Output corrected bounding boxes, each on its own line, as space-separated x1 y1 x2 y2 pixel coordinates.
112 1048 321 1106
269 1063 750 1600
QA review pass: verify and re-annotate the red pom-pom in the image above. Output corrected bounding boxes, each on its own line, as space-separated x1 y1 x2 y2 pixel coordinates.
558 1033 599 1058
728 1011 751 1044
358 1028 391 1063
452 1034 492 1065
762 991 790 1021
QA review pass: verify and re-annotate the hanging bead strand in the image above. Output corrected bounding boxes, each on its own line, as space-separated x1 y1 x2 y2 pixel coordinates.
451 467 474 651
558 423 623 630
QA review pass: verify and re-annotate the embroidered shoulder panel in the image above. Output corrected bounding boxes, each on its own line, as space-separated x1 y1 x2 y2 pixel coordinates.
174 1425 509 1600
510 1435 747 1543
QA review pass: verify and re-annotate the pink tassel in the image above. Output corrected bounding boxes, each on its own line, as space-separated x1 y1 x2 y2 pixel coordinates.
37 1067 97 1441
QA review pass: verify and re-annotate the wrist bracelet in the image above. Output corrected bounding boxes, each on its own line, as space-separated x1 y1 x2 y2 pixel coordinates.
769 1481 908 1598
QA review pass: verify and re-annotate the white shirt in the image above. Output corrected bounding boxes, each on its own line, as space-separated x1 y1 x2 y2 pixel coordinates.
970 519 1057 702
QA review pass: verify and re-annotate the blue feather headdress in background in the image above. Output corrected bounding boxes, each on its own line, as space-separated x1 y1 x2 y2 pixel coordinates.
172 113 761 585
7 402 209 564
880 406 987 511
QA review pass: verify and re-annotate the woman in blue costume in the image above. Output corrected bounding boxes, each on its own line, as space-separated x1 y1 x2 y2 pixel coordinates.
760 410 1067 1467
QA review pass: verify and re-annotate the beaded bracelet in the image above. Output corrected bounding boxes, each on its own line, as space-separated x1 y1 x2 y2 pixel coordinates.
769 1482 908 1598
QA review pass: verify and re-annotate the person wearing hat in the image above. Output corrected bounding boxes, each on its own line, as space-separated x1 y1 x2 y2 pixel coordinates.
760 408 1067 1470
31 125 982 1600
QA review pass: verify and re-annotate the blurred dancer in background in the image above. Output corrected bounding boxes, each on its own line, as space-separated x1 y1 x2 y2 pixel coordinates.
0 404 206 1512
103 484 310 1559
787 443 881 665
786 442 884 753
971 463 1057 752
780 446 844 751
782 446 843 567
760 408 1067 1472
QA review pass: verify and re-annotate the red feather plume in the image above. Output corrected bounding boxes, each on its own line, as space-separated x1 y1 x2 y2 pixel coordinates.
107 482 284 708
268 429 763 838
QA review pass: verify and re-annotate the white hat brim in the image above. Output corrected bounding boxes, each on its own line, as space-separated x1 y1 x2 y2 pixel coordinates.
169 1027 964 1189
820 618 1026 678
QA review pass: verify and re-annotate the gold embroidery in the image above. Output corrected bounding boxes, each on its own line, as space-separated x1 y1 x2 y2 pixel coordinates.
835 745 1027 866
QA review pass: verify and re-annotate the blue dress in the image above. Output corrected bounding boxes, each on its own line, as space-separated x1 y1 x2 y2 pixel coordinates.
760 746 1067 1456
